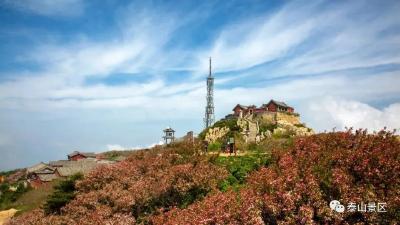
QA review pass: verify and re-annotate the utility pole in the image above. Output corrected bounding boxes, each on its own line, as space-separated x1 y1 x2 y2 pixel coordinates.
204 57 215 128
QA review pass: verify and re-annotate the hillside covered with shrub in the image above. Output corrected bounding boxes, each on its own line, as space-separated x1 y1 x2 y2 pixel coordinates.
8 129 400 224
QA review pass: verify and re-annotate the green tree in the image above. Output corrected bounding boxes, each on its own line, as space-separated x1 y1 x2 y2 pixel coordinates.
43 173 83 215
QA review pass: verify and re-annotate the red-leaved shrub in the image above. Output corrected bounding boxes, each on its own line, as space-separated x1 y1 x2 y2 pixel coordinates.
8 130 400 224
8 141 227 224
151 129 400 225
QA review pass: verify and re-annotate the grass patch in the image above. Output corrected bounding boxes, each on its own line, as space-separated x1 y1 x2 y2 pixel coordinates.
198 118 240 140
208 141 222 152
0 182 30 211
5 180 58 216
102 150 136 161
214 152 271 191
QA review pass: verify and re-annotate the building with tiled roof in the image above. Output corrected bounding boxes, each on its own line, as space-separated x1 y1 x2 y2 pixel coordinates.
67 151 96 161
26 151 115 188
232 99 294 118
49 160 71 167
26 162 48 174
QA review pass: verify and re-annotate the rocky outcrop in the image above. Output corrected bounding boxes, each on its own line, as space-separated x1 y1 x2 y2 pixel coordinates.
203 108 313 144
258 112 276 124
256 111 300 125
273 120 314 136
205 127 230 143
237 118 248 131
255 130 272 143
275 112 300 125
237 116 259 143
247 120 258 141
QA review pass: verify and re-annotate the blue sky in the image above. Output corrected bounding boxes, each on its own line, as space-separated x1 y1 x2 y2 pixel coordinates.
0 0 400 170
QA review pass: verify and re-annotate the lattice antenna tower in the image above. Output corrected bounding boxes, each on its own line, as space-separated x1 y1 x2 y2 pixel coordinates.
204 57 215 128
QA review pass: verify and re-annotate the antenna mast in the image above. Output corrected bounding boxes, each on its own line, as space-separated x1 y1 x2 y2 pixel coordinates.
204 57 215 128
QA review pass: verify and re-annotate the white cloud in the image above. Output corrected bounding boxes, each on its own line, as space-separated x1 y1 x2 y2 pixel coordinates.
210 72 400 133
308 98 400 132
277 2 400 76
0 3 187 111
106 141 164 151
195 1 400 77
106 144 127 151
195 2 316 73
148 141 164 148
2 0 399 113
23 18 176 80
215 71 400 111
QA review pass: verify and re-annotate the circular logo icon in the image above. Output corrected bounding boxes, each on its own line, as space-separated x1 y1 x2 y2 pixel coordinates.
330 200 340 210
335 204 345 213
330 200 345 213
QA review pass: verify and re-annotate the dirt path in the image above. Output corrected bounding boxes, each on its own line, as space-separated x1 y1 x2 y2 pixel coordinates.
208 151 269 157
0 208 17 225
207 151 248 157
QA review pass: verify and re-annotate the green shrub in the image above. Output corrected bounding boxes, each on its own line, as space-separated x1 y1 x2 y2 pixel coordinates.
272 128 296 139
43 173 83 215
198 119 240 140
247 143 262 152
207 141 222 152
0 182 30 210
0 169 19 177
214 153 271 191
259 123 277 133
218 175 239 192
213 119 239 131
294 123 306 128
197 126 211 140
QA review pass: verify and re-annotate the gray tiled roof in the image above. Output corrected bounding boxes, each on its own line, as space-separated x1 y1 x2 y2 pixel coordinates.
163 127 175 132
49 160 71 167
35 167 56 174
38 173 59 182
233 104 248 110
68 151 96 158
270 100 292 108
27 162 48 173
57 159 98 177
97 159 116 164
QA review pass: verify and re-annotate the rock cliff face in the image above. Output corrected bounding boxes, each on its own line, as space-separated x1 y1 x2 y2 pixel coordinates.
275 112 300 125
255 111 300 125
204 127 230 143
237 117 259 143
258 112 276 124
242 111 312 142
202 110 313 144
274 120 314 137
